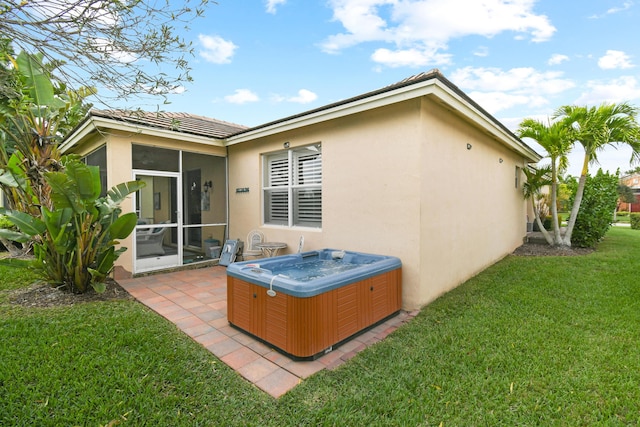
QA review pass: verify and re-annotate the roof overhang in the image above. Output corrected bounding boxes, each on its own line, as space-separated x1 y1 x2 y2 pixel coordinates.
60 114 226 153
226 73 542 163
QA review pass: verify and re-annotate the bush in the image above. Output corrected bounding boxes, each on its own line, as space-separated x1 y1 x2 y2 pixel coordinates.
569 170 620 247
631 213 640 230
0 157 144 293
0 215 14 230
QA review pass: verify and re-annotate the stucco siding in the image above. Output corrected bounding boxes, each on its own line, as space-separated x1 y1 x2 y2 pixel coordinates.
417 97 527 306
228 96 531 310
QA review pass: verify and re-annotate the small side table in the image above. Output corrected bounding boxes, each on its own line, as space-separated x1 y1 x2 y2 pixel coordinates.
255 242 287 257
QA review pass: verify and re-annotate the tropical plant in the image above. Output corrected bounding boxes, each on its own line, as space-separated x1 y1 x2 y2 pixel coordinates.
0 50 92 255
568 169 620 247
554 103 640 246
518 117 572 246
0 157 144 293
522 165 553 245
0 0 210 104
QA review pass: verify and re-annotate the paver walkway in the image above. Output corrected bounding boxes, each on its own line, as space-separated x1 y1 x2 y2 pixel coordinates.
117 266 416 398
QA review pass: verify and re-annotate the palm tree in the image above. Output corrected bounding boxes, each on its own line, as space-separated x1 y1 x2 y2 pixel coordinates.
554 102 640 246
522 165 553 245
518 118 572 246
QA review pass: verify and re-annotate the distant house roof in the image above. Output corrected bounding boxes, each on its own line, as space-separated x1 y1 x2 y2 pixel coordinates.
89 109 247 139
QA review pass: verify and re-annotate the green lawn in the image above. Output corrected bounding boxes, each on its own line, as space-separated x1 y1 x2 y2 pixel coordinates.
2 227 640 426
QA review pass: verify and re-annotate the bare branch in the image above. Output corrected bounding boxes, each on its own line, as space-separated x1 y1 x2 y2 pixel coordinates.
0 0 213 105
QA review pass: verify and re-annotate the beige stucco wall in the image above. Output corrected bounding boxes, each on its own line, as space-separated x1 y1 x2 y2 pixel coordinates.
228 96 529 310
418 98 528 305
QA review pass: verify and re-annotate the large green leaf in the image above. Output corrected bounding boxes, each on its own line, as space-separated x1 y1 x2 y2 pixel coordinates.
41 207 74 251
4 210 46 236
46 171 84 213
0 257 35 269
0 228 31 243
107 181 146 205
94 246 116 276
42 207 73 235
16 52 55 107
0 169 18 187
108 212 138 239
7 153 29 191
65 161 101 202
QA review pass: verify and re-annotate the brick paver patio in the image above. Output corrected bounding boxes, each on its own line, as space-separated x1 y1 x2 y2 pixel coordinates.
117 266 416 398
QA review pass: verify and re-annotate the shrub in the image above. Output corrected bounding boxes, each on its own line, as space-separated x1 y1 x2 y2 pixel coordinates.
631 213 640 230
0 157 144 293
569 170 620 247
0 215 14 230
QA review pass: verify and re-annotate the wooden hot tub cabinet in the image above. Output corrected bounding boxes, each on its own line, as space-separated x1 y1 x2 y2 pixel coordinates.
227 268 402 359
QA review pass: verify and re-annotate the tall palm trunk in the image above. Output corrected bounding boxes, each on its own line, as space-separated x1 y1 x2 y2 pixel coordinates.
532 199 553 245
562 156 590 246
550 162 563 245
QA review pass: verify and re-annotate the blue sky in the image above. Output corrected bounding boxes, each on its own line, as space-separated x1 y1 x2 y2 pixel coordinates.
122 0 640 177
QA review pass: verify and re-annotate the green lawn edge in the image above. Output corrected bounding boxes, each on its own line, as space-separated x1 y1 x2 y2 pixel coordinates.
1 227 639 426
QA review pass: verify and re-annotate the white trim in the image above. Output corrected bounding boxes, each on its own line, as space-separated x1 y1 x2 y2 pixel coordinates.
226 78 541 163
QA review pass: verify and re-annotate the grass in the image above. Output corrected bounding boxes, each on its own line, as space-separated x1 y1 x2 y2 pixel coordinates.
1 227 640 425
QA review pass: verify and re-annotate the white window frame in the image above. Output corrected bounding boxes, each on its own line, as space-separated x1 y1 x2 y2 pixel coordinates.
262 144 322 228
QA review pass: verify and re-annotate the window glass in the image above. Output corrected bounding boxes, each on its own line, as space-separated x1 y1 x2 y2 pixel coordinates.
83 145 107 196
132 144 179 172
263 144 322 228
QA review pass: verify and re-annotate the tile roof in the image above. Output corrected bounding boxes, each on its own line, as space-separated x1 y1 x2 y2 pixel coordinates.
90 109 248 139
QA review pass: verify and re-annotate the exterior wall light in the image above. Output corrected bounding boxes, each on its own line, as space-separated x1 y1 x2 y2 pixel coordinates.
499 158 504 163
283 142 290 149
466 143 472 150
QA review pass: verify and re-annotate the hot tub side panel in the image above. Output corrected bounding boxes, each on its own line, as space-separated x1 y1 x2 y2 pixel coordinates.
227 268 402 359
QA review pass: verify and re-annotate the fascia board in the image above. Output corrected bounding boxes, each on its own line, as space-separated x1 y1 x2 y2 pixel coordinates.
60 116 225 153
225 80 440 146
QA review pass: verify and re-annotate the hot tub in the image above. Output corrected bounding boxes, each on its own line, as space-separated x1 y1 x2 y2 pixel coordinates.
226 249 402 360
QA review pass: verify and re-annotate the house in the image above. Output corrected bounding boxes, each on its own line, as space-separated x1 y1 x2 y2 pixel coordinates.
61 70 541 310
619 172 640 212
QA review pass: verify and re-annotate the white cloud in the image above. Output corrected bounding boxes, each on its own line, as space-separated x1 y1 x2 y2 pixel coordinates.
548 53 569 65
590 1 634 18
90 37 138 63
473 46 490 57
598 50 634 70
198 35 237 64
271 89 319 104
266 0 287 14
451 66 575 114
574 76 640 105
288 89 318 104
225 89 259 104
607 0 634 14
321 0 556 67
469 91 543 114
371 47 452 67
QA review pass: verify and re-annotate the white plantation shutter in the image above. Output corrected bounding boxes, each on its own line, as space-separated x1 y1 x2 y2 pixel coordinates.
268 155 289 187
293 150 322 226
263 145 322 227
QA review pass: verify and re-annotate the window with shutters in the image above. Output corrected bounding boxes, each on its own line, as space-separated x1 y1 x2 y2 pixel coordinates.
263 144 322 228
